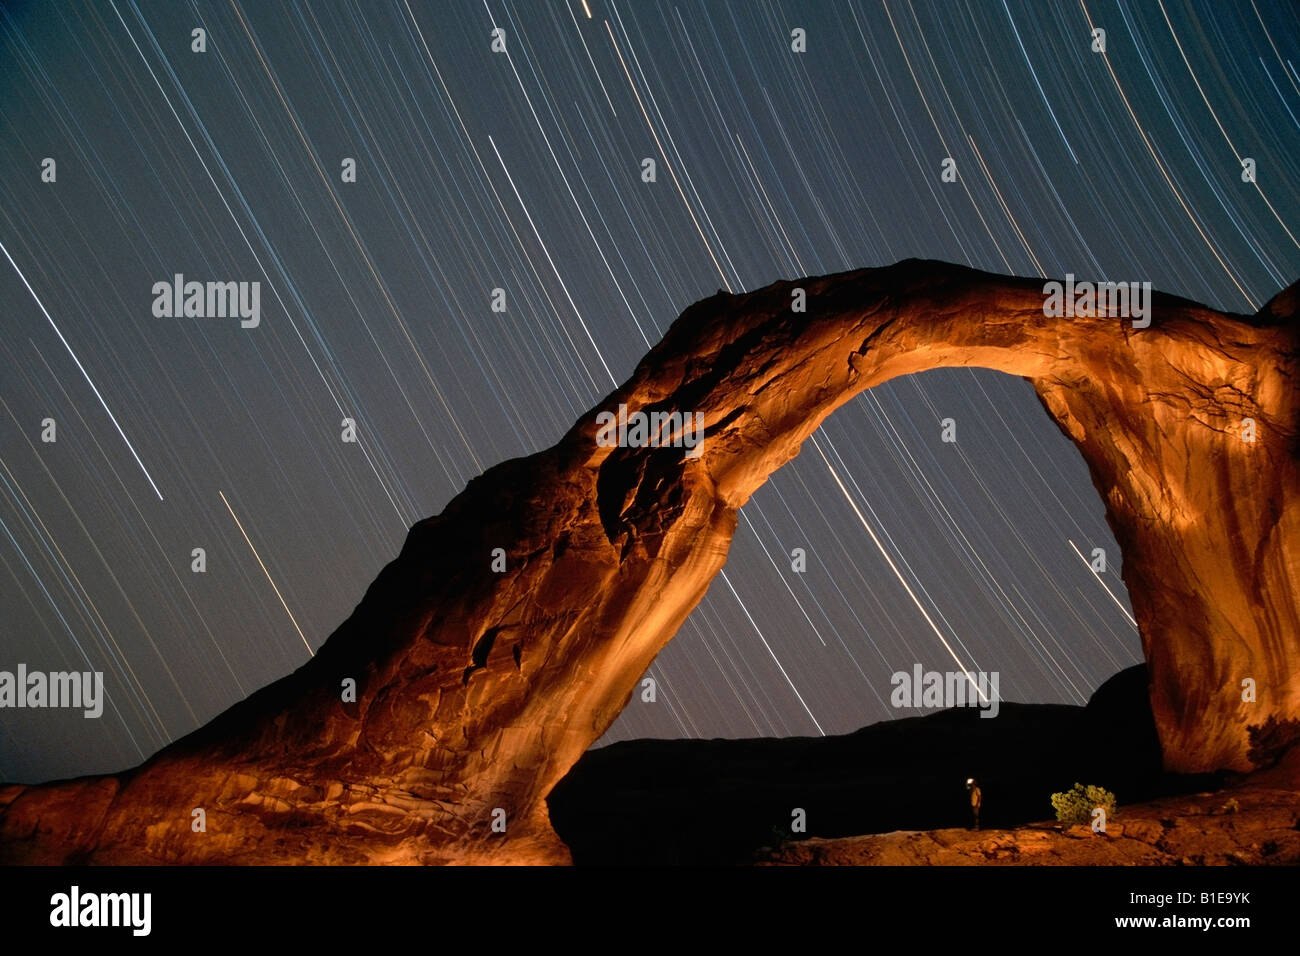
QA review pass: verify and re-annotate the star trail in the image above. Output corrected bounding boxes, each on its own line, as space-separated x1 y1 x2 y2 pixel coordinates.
0 0 1296 783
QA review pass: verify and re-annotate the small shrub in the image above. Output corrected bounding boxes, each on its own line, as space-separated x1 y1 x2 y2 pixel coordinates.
1050 782 1117 825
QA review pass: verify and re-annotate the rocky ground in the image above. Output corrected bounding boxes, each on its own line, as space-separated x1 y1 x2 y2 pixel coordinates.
756 754 1300 866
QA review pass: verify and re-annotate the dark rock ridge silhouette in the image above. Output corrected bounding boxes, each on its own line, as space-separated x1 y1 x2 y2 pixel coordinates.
2 259 1296 864
548 664 1222 865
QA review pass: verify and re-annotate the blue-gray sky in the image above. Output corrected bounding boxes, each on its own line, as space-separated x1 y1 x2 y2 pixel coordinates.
1 0 1296 782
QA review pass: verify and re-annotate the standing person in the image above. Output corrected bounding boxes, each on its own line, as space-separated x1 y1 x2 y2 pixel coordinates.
966 777 982 830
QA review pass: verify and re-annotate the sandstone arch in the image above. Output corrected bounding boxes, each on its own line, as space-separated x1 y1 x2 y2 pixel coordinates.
2 259 1296 864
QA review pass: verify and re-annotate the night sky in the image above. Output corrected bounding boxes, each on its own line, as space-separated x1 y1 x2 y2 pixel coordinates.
1 0 1296 783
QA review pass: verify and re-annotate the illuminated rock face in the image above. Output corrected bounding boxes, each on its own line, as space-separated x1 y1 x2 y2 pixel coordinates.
2 259 1296 864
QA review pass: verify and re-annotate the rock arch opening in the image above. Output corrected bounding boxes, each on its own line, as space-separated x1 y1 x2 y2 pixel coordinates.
593 365 1144 749
550 364 1160 864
